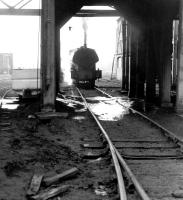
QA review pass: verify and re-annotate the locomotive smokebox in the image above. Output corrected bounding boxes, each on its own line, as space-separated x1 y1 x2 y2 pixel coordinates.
71 46 102 88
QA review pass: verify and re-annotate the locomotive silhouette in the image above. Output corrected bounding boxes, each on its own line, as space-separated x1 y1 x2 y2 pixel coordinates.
71 45 102 88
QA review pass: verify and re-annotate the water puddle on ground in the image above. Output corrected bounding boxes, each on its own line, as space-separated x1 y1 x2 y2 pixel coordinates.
0 98 19 110
88 96 132 121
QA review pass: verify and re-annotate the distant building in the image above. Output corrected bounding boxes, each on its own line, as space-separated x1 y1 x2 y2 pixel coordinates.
0 53 13 74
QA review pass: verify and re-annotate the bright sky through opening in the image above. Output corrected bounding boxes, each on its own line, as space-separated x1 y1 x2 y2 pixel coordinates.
0 0 40 69
61 6 119 84
0 2 119 82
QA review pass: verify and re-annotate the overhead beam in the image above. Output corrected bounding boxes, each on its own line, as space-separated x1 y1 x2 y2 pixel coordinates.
75 9 120 17
0 8 40 15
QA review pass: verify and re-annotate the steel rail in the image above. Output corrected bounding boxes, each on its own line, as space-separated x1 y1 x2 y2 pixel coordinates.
95 87 183 146
115 149 151 200
94 87 151 200
76 87 127 200
1 89 13 99
0 87 12 99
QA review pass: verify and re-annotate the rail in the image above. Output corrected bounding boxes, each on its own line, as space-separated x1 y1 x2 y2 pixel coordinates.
77 87 151 200
95 87 183 146
76 87 127 200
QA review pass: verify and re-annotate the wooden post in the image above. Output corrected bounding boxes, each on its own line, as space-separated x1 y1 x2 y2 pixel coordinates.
41 0 56 111
176 0 183 113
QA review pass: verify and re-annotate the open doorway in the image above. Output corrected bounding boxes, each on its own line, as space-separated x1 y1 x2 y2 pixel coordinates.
60 6 119 86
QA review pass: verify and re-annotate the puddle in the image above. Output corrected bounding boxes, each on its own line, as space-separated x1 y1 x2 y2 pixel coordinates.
0 97 19 110
88 97 132 121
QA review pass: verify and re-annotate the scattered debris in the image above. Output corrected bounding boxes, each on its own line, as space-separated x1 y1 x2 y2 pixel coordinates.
28 115 37 119
56 97 85 109
1 116 10 119
172 189 183 198
43 167 79 186
9 138 21 149
94 185 108 196
1 127 13 131
3 160 25 176
64 95 82 101
24 119 38 132
0 122 11 127
88 157 102 163
36 112 68 120
27 174 44 196
82 149 109 159
81 143 105 149
30 185 69 200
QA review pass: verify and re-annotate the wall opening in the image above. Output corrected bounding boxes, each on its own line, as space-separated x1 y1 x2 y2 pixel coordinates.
60 6 119 86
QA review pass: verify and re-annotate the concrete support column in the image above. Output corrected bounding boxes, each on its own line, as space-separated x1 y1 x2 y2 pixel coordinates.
55 23 61 94
172 20 179 87
176 0 183 112
129 25 137 98
122 20 127 90
159 21 172 107
41 0 56 111
136 30 146 98
145 28 156 102
124 23 130 91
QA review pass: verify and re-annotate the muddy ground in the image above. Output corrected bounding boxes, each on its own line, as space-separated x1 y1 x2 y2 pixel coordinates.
0 95 118 200
1 78 183 200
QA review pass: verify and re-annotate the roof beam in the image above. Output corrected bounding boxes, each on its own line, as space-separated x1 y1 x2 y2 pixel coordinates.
75 9 120 17
0 8 40 15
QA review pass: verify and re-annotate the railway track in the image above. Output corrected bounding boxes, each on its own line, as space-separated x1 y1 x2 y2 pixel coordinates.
74 86 183 200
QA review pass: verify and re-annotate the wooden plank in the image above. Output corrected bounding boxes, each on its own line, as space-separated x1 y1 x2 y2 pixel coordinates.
27 174 43 196
36 112 68 120
0 122 11 126
31 185 69 200
43 168 79 186
81 143 105 149
82 149 109 159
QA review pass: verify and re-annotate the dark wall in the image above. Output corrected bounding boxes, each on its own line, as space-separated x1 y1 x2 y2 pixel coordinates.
55 0 179 28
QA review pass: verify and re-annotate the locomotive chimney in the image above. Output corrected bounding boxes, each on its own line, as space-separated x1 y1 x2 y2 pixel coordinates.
82 18 88 47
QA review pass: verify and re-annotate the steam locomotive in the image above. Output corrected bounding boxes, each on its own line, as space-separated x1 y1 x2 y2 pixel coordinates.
71 46 102 88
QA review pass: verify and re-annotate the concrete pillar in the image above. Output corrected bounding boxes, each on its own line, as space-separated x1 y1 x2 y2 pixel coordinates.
159 21 172 107
172 20 179 87
55 23 61 93
129 25 137 98
145 27 156 102
41 0 56 111
124 23 130 91
122 20 127 90
136 30 146 98
176 0 183 112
